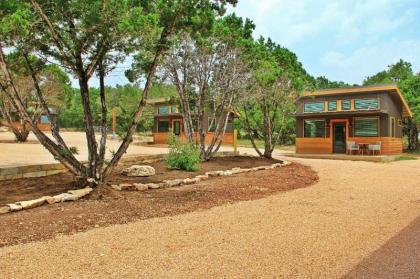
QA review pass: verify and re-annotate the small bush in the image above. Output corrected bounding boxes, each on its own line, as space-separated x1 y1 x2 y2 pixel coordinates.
165 134 201 171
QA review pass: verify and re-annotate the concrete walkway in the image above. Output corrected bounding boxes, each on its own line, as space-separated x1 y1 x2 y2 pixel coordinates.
0 155 419 278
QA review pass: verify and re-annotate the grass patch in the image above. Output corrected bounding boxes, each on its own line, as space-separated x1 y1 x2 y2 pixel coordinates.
397 156 418 161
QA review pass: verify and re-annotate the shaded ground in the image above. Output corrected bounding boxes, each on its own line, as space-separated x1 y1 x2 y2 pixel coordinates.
0 156 276 206
0 163 317 247
343 214 420 278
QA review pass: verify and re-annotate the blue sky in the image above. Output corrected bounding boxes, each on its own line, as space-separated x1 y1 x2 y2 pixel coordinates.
84 0 420 87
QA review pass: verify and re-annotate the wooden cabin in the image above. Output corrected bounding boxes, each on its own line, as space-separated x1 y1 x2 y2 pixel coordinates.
0 109 57 132
294 85 413 155
147 97 236 145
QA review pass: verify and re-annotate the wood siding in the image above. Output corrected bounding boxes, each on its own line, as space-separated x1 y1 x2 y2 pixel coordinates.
1 121 51 132
153 132 234 145
295 138 331 154
296 137 402 154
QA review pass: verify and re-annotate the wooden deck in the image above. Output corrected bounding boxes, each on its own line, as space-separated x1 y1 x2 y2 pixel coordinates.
285 153 400 162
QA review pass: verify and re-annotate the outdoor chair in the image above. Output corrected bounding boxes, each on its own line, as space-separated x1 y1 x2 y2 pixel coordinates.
346 141 360 155
368 141 381 155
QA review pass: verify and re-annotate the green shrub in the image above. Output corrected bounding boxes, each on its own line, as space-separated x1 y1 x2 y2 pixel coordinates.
165 134 201 171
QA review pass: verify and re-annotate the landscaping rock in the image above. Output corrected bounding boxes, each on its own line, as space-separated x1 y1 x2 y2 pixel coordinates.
163 179 183 188
133 183 148 191
146 183 161 189
0 206 11 214
271 163 283 168
206 171 224 177
68 187 93 199
121 165 155 177
239 168 252 173
230 168 242 174
53 193 78 202
44 196 57 204
118 183 137 191
111 184 122 191
195 174 209 181
17 197 47 209
282 161 292 166
7 203 23 212
222 170 233 176
183 178 197 185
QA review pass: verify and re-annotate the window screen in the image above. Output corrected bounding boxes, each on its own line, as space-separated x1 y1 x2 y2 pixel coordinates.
328 101 337 111
341 100 351 110
304 102 325 113
390 117 396 137
354 118 378 137
304 120 325 138
171 105 178 113
354 99 379 110
40 115 51 124
158 120 169 132
158 106 169 114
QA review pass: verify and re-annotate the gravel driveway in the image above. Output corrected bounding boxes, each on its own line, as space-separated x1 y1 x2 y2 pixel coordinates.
1 156 420 278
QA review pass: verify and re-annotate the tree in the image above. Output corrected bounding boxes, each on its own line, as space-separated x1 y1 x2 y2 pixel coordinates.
0 53 68 141
240 38 311 158
314 76 351 89
157 14 253 160
363 59 419 151
1 0 237 185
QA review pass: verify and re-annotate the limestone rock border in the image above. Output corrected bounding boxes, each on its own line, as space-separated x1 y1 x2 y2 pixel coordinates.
111 160 292 192
0 187 93 215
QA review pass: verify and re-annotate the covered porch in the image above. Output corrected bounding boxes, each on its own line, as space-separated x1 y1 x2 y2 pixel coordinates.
285 152 400 162
296 114 403 155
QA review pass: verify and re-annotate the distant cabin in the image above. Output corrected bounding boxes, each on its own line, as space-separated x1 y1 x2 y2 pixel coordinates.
0 108 57 132
294 85 413 154
146 97 236 145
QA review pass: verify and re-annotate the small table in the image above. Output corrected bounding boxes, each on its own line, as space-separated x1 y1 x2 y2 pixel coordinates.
357 143 370 155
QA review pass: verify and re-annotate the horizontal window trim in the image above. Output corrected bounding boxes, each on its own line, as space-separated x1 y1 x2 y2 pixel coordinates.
353 98 380 111
303 118 326 138
304 102 326 113
328 101 337 112
303 98 380 114
341 99 351 111
353 116 379 137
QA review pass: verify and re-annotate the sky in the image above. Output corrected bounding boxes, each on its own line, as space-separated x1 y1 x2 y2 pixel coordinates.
82 0 420 87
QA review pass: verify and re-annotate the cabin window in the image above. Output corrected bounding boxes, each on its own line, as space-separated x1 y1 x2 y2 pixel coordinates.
157 119 169 132
354 117 378 137
171 105 178 113
40 115 51 124
354 99 379 110
341 100 351 111
304 119 325 138
328 101 337 112
158 106 170 115
304 102 325 113
390 117 396 137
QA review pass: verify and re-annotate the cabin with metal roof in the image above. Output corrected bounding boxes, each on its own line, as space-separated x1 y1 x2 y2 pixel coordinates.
146 97 236 145
294 84 413 155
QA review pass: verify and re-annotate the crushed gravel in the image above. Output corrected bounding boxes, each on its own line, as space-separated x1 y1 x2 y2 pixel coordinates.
0 157 419 278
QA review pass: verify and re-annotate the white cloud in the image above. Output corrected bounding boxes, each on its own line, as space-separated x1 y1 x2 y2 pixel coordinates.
319 39 420 84
233 0 417 47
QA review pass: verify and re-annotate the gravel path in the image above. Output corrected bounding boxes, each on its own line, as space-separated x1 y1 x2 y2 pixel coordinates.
1 156 420 278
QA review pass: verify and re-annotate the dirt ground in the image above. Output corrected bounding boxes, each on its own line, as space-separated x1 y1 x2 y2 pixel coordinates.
1 155 419 278
0 156 278 206
0 162 317 247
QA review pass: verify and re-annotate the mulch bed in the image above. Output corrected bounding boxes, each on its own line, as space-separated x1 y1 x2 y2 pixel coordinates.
0 156 278 206
0 158 318 247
